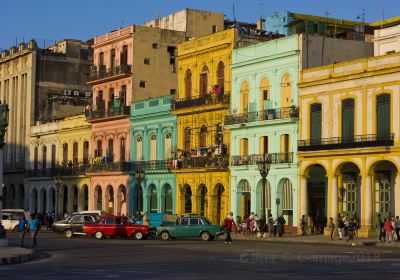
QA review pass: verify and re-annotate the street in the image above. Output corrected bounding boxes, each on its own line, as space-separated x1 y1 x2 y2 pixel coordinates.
1 231 400 279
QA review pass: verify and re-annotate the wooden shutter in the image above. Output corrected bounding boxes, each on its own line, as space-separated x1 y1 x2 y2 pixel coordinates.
310 103 322 143
377 94 390 138
342 99 354 142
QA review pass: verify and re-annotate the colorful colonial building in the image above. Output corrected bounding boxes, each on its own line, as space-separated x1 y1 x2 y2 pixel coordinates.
298 25 400 236
129 95 177 215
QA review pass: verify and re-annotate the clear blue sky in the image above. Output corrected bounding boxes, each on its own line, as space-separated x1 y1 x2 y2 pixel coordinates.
0 0 398 49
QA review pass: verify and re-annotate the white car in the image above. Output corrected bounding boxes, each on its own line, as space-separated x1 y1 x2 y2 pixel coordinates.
1 209 30 219
1 213 20 231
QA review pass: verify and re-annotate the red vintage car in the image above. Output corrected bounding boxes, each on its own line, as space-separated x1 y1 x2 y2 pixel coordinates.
84 215 155 240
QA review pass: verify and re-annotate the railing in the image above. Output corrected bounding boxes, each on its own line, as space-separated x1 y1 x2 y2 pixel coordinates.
172 93 230 110
89 65 132 81
123 160 170 172
85 106 130 121
225 106 299 125
298 134 395 151
85 161 129 173
230 153 294 166
25 166 87 178
170 156 228 169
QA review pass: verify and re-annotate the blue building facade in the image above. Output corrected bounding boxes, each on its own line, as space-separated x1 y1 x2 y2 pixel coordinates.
129 95 177 215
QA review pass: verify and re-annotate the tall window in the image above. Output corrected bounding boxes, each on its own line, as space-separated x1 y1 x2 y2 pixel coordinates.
281 73 292 107
240 138 249 156
99 52 105 68
280 134 290 153
260 77 270 111
282 180 293 211
121 45 128 66
73 142 78 164
149 185 157 213
62 143 68 164
110 49 116 69
96 140 102 157
375 173 391 216
376 94 390 138
107 139 114 162
216 124 223 145
164 185 173 214
310 103 322 143
200 185 207 216
150 135 157 161
136 136 143 160
217 62 225 94
342 174 357 215
108 88 115 108
164 133 171 160
51 144 56 168
120 138 126 162
42 146 47 170
34 147 38 172
342 98 355 143
83 141 89 164
185 70 192 99
184 186 192 213
120 85 127 107
260 136 268 155
240 81 249 113
199 65 208 96
199 126 207 147
184 128 191 150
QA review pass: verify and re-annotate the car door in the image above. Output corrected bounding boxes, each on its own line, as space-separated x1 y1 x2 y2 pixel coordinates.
188 218 202 236
70 215 84 233
175 217 189 237
1 214 11 230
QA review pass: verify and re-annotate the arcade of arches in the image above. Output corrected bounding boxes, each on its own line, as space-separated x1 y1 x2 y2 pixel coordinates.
300 159 400 237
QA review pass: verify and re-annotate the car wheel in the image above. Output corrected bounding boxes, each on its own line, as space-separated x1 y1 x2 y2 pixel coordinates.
200 231 210 241
64 229 73 239
160 231 170 241
133 231 143 240
95 231 103 239
13 225 18 232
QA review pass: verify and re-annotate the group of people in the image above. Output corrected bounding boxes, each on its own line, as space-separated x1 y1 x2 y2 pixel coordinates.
18 213 40 249
376 214 400 243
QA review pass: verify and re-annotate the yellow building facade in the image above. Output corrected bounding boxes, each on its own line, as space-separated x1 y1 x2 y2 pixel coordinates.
172 29 237 224
298 52 400 236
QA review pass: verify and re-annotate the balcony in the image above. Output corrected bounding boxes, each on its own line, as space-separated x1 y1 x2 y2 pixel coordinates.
225 106 299 125
85 106 130 122
172 93 230 110
85 161 129 173
25 165 87 178
298 134 395 152
123 160 170 172
230 153 294 166
88 65 132 85
170 155 228 170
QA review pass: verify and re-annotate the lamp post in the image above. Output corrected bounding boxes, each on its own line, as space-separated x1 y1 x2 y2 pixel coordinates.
0 101 9 246
257 153 271 218
54 165 62 221
134 169 145 214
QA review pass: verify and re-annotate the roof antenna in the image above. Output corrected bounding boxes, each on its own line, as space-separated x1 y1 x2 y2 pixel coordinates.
324 11 331 18
380 8 385 29
233 3 236 23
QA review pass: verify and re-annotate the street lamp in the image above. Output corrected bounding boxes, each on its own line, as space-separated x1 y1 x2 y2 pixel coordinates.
134 169 145 214
257 153 271 218
54 165 62 221
0 101 9 246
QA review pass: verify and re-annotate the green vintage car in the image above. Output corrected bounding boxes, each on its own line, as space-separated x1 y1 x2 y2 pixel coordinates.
157 216 224 241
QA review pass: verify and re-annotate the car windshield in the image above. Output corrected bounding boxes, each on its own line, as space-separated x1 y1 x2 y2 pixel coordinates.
201 218 212 225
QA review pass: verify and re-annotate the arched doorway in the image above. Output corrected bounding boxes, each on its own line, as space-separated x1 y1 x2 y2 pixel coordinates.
198 184 208 216
237 179 251 218
82 185 89 211
32 189 38 213
10 184 16 209
62 185 68 215
95 186 102 211
148 184 158 213
215 184 225 225
137 184 143 213
106 185 114 214
307 164 327 233
72 185 78 213
117 185 127 215
277 178 293 228
50 188 56 214
40 188 47 214
18 185 25 209
163 184 173 214
183 185 192 214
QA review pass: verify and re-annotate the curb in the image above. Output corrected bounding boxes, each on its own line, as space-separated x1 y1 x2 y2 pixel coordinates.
0 249 34 265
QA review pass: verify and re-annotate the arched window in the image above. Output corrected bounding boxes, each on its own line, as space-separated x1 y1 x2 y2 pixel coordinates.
150 135 157 161
185 70 192 99
217 62 225 94
240 81 249 113
107 139 114 162
200 185 207 216
376 94 390 138
42 146 47 170
281 73 292 107
199 126 207 147
184 186 192 213
96 140 102 157
96 186 102 211
199 65 208 96
282 180 293 210
149 185 158 213
120 138 126 162
260 77 270 111
136 136 142 160
342 98 355 142
184 128 191 150
216 185 224 224
164 185 173 214
83 141 89 164
164 133 172 159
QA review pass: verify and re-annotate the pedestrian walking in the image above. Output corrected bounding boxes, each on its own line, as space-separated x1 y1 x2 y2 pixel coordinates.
18 213 28 248
384 218 394 243
395 216 400 241
268 214 274 237
338 214 344 240
346 218 356 245
301 215 307 236
277 216 286 237
328 217 335 240
377 214 383 242
224 212 235 244
29 214 40 249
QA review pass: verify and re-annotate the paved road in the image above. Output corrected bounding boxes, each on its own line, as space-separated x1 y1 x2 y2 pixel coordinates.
1 231 400 279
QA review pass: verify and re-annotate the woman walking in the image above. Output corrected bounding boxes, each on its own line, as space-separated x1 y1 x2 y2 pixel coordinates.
29 214 40 249
328 217 335 240
18 213 28 248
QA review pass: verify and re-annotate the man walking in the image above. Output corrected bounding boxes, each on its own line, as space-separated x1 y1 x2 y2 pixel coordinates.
301 215 307 236
29 214 40 249
224 212 235 244
268 214 274 237
395 216 400 241
18 213 28 248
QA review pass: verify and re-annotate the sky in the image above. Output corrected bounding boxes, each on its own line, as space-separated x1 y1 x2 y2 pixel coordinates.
0 0 399 49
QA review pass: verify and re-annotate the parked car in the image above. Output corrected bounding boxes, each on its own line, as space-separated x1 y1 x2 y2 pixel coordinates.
84 215 156 240
157 216 224 241
1 213 20 231
135 213 177 228
1 209 30 219
52 213 100 238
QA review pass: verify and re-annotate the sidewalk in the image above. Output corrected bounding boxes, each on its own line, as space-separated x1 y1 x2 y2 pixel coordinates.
0 247 34 265
230 233 400 247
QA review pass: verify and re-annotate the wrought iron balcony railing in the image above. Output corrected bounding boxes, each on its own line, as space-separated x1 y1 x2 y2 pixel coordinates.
224 106 299 125
89 64 132 82
25 166 87 178
230 153 294 166
172 93 230 110
123 160 170 172
170 156 228 169
84 161 130 173
298 133 395 151
85 106 130 121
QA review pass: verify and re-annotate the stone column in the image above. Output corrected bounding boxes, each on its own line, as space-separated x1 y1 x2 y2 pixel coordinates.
365 176 373 227
300 177 308 217
395 175 400 218
331 176 338 223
